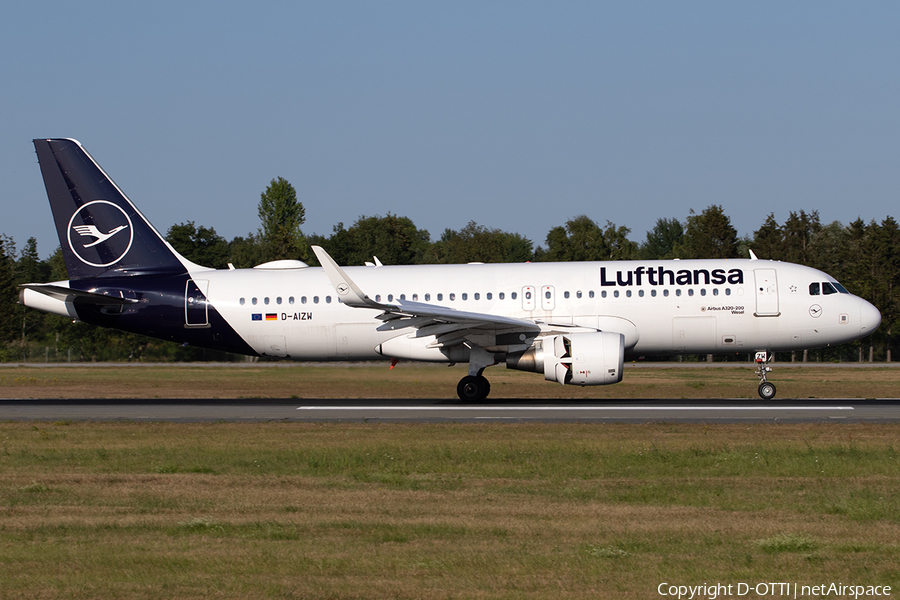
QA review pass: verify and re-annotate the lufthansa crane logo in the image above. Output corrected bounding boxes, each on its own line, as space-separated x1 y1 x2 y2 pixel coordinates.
67 200 134 267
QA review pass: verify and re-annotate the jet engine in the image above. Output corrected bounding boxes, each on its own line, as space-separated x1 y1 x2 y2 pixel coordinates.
506 332 624 385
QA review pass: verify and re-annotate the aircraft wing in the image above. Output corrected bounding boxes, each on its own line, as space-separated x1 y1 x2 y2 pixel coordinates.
311 246 542 343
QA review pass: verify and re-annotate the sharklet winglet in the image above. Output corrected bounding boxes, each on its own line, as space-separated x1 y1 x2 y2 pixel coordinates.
311 246 396 311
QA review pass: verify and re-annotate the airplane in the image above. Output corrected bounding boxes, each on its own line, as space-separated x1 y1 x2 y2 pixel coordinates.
19 139 881 400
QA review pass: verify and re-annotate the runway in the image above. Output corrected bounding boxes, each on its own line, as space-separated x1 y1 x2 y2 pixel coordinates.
1 398 899 423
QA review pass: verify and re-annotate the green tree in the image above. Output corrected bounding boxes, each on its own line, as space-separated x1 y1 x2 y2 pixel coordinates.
47 246 68 281
257 176 306 262
14 237 53 354
0 237 17 344
424 221 533 264
538 216 637 262
17 237 50 283
639 217 684 260
682 205 739 259
782 210 821 265
166 221 230 269
751 214 784 260
227 233 266 269
309 214 431 266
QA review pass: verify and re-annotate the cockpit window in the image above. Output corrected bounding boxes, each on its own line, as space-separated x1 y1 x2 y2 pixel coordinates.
822 282 838 295
833 282 850 294
809 282 820 296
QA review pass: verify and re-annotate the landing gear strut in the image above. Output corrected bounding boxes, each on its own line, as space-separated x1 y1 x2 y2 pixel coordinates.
457 345 496 401
755 351 776 400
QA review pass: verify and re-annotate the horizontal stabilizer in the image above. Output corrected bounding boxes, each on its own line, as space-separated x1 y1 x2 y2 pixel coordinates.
19 283 137 306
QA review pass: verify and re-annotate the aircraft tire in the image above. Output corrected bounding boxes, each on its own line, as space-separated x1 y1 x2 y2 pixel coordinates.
758 382 776 400
457 375 490 401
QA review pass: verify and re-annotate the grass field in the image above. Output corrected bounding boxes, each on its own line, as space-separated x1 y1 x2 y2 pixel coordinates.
1 362 900 399
0 422 899 598
1 365 899 598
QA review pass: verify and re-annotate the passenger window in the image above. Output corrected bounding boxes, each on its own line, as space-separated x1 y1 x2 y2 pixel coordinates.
725 288 731 296
462 293 467 301
412 294 418 301
564 291 570 299
400 294 406 300
688 289 694 297
601 290 607 298
313 296 319 304
700 289 706 296
326 296 332 303
301 296 307 304
809 282 820 296
499 292 505 300
486 292 492 300
512 292 517 300
651 289 657 297
576 291 582 299
525 291 532 300
388 294 394 302
712 289 718 296
438 293 443 301
625 290 632 298
823 282 837 295
676 289 682 297
638 290 644 297
425 293 430 301
589 291 595 298
375 295 381 302
614 290 620 298
450 293 456 301
664 289 670 297
474 293 480 300
240 298 245 305
277 297 282 305
252 298 258 305
289 296 295 305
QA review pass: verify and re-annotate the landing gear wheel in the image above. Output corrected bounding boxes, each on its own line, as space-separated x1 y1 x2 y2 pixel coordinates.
457 375 491 401
758 381 777 400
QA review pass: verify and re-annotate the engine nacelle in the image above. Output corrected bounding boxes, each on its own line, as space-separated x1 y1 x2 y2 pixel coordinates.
506 332 624 386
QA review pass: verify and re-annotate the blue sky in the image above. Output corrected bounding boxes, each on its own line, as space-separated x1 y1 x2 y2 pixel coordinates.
2 2 898 260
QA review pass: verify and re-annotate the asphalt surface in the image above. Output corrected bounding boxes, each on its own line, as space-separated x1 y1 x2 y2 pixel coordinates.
1 398 899 423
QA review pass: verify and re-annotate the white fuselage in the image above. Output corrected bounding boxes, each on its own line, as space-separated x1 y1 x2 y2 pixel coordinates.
198 259 880 360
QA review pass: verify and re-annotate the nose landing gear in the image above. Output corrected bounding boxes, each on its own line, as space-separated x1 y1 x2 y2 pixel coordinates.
755 351 776 400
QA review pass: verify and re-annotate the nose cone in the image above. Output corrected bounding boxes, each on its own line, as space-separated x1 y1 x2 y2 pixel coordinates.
860 299 881 336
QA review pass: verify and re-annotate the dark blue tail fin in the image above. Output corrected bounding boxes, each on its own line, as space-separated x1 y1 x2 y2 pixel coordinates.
33 138 188 280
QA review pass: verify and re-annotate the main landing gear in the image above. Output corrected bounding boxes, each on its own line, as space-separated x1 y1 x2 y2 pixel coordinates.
457 375 491 401
456 346 496 402
755 351 776 400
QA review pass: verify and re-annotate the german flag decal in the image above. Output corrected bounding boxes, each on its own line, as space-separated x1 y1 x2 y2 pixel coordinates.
266 313 278 321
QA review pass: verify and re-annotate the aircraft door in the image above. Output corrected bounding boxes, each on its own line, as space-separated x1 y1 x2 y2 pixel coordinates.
753 269 780 317
185 279 209 327
522 286 536 311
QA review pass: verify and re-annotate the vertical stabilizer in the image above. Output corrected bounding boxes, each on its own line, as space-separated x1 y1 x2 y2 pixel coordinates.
33 138 188 279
